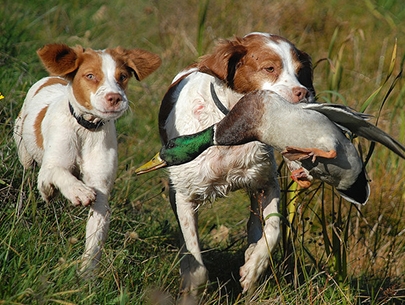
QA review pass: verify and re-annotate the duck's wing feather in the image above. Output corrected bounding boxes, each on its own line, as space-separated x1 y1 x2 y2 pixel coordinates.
302 103 405 159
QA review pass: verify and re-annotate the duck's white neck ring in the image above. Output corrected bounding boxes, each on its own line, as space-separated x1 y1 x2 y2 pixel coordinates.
212 124 219 145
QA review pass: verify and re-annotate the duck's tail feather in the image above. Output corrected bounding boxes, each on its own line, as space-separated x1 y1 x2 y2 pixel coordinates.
337 169 370 205
305 103 405 159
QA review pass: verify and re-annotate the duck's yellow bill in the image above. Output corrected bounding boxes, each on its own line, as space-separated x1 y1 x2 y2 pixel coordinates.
135 152 167 175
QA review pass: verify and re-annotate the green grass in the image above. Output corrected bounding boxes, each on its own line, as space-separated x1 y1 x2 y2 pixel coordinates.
1 0 405 303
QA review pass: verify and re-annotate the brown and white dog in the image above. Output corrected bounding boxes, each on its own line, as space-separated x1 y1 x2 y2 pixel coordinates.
158 32 314 296
14 44 161 272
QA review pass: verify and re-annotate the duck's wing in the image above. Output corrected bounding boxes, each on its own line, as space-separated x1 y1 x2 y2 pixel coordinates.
302 103 405 159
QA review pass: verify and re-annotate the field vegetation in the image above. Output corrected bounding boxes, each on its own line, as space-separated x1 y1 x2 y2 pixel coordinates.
1 0 405 303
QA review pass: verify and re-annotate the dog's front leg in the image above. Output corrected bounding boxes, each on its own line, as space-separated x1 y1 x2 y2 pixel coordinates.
79 139 117 274
240 179 281 293
80 190 111 273
38 166 96 206
170 189 209 298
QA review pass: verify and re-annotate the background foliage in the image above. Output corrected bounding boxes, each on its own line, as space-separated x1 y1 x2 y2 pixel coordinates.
1 0 405 303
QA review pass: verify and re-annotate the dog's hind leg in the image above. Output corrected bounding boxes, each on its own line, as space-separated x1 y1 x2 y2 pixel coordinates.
14 112 35 169
240 178 281 293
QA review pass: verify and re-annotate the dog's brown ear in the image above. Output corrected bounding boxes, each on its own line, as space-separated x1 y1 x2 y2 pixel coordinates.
296 50 315 97
37 44 83 77
110 47 161 81
197 38 247 88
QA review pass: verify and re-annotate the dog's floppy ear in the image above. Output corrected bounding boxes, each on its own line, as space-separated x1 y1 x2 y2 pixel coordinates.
110 47 161 81
37 44 83 77
296 49 315 97
197 38 247 88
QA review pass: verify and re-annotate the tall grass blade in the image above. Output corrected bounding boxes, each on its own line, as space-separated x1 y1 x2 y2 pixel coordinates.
197 0 210 56
359 40 397 113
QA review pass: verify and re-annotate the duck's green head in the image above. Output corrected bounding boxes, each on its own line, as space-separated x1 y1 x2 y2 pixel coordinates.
135 126 215 175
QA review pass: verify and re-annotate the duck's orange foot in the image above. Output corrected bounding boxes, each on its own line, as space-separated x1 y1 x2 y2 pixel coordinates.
291 168 312 188
282 146 337 163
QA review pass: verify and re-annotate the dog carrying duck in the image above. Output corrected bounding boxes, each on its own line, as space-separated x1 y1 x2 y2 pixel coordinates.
136 89 405 205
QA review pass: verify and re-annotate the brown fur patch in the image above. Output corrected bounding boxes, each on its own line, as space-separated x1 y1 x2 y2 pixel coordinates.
70 50 104 110
34 78 68 96
106 47 161 81
34 106 48 149
197 34 314 95
37 44 83 77
197 35 283 93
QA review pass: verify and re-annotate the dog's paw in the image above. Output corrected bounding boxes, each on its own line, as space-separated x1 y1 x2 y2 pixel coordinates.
39 183 57 203
64 183 97 206
239 244 269 293
244 243 256 261
180 264 209 297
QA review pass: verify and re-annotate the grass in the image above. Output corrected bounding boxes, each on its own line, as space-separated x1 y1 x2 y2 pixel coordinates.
1 0 405 303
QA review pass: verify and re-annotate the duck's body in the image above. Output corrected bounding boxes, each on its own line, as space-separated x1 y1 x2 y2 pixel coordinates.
137 90 405 205
214 90 369 203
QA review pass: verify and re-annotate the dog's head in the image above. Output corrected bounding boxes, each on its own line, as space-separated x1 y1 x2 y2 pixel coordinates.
37 44 161 120
197 32 314 103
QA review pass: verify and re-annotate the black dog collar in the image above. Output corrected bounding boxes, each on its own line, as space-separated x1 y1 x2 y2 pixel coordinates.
210 83 229 116
69 103 106 130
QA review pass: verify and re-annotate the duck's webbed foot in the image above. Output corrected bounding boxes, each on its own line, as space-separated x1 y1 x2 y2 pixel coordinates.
290 168 312 188
282 146 337 163
284 158 313 188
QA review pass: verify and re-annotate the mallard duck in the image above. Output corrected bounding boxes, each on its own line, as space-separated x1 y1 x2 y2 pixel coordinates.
136 90 405 205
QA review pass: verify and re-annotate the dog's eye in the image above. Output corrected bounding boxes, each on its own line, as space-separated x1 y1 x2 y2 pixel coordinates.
265 67 275 73
119 73 128 82
86 74 95 80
